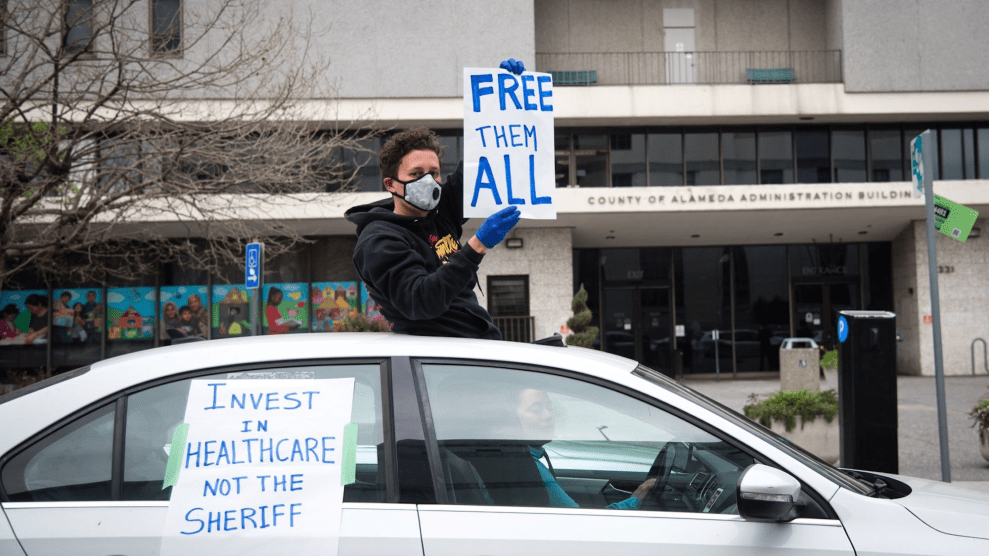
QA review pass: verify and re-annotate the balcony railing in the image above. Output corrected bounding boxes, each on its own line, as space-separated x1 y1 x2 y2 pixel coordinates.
535 50 842 86
493 316 535 343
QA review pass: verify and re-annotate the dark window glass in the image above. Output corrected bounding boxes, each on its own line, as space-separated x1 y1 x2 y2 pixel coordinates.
732 246 789 372
573 133 608 187
64 0 94 53
940 127 976 180
1 403 114 501
610 133 646 187
868 127 903 182
722 130 757 185
422 362 754 513
758 130 793 184
674 247 731 374
437 131 462 179
151 0 181 54
980 128 989 179
795 129 830 183
684 132 719 185
487 276 529 317
555 132 571 187
647 132 682 186
862 242 892 312
832 128 866 183
121 364 385 502
341 139 381 192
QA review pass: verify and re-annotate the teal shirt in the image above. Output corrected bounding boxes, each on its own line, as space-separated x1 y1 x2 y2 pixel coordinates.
530 447 641 510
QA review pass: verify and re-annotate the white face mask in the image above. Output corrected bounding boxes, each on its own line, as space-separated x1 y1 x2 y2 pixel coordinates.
393 174 442 211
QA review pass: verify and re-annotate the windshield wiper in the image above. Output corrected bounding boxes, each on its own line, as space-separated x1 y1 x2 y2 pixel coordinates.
843 470 894 498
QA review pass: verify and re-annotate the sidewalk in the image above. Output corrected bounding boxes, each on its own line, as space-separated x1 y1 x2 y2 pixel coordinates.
681 369 989 491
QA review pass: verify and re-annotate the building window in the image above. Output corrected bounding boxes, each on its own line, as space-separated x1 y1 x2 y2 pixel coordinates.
979 127 989 179
794 128 830 184
832 127 866 183
488 275 531 343
647 132 682 186
868 127 903 182
610 133 646 188
1 0 7 57
64 0 94 54
940 127 976 180
684 131 719 186
487 275 529 317
722 130 757 185
758 129 793 184
150 0 182 54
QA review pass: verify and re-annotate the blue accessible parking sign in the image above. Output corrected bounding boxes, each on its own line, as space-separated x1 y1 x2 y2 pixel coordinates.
245 242 262 289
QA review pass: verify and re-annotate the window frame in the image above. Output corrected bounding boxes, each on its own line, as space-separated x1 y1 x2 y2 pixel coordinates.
486 275 530 318
0 357 395 504
149 0 182 56
411 356 837 518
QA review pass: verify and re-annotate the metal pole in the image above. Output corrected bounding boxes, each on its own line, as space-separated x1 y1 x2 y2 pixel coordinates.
920 130 952 482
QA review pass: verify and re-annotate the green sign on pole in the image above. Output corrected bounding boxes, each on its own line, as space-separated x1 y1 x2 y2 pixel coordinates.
933 195 980 242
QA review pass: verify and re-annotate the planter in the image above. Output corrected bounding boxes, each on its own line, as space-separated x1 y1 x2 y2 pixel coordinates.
981 432 989 464
768 415 840 465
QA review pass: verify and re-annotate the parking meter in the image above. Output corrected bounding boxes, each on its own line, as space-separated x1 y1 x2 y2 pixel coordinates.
837 311 897 473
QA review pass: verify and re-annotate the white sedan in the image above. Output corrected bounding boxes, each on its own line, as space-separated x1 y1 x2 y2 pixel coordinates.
1 333 987 555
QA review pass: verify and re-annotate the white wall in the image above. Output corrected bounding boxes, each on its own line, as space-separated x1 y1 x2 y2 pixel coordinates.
473 228 575 341
893 217 989 376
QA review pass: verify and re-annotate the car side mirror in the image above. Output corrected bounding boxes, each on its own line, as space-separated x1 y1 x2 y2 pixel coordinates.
737 464 802 522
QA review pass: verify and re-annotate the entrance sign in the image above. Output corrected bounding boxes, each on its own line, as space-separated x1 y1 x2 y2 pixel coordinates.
161 378 356 556
463 67 556 219
933 195 979 242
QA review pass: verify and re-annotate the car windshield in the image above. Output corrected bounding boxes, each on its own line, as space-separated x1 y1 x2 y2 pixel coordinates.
633 365 872 496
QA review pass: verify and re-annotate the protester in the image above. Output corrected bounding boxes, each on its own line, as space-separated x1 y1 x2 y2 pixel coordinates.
344 59 527 340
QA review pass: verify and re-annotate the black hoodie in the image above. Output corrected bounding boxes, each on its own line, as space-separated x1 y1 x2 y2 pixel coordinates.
344 163 502 340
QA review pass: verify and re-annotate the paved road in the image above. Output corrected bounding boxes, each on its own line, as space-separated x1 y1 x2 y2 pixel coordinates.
682 369 989 490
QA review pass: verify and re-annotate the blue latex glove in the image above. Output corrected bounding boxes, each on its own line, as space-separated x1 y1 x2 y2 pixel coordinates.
499 58 526 75
476 206 521 249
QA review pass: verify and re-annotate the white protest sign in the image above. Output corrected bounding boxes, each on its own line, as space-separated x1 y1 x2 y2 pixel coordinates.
161 378 355 556
463 67 556 219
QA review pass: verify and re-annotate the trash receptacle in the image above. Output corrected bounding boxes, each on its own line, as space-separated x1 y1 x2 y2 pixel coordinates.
779 338 820 392
838 310 897 473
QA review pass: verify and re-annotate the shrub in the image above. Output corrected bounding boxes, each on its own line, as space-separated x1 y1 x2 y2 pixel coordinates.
744 389 838 432
971 394 989 444
333 312 393 332
565 284 598 349
820 349 838 370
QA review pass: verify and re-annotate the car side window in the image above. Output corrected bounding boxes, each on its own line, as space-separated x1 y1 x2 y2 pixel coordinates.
1 403 115 502
122 364 386 502
422 363 755 514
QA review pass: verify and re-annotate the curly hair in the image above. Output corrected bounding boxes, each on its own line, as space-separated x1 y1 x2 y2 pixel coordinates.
379 127 445 180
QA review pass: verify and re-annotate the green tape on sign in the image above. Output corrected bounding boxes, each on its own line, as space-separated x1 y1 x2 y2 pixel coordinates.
934 194 979 242
162 423 189 490
340 422 358 486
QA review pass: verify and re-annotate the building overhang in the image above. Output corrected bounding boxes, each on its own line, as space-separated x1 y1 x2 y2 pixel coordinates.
328 84 989 128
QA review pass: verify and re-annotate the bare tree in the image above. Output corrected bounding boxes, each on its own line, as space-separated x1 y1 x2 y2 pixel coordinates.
0 0 377 288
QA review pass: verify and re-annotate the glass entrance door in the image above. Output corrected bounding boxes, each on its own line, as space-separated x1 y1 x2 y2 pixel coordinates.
602 287 672 376
792 283 858 351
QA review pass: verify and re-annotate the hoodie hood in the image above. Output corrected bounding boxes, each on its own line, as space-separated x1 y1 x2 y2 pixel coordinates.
344 197 437 235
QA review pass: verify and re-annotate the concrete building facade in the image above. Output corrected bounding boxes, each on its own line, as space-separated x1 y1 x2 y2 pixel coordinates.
4 0 988 377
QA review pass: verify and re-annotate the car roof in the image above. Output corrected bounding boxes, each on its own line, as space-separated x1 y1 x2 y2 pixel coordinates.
0 334 641 448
